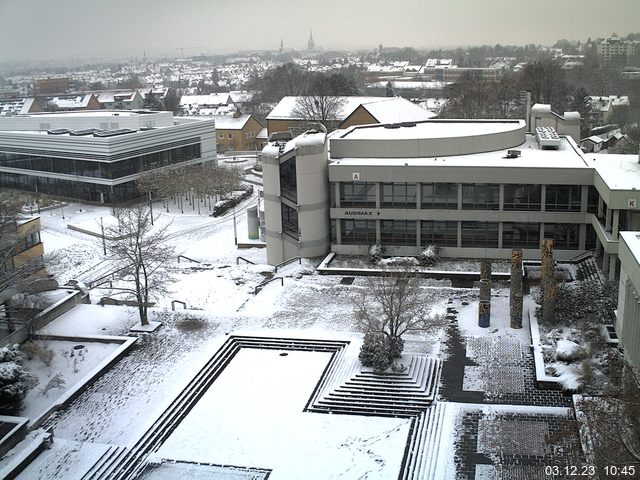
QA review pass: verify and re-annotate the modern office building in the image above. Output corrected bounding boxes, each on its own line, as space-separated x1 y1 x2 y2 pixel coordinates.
0 110 216 203
262 108 640 285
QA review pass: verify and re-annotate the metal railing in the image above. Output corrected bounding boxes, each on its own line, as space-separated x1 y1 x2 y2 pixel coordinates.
177 255 201 264
254 277 283 294
274 256 302 273
236 256 256 265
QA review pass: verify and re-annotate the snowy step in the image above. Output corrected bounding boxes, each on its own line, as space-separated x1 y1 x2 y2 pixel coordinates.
81 445 128 480
401 402 448 480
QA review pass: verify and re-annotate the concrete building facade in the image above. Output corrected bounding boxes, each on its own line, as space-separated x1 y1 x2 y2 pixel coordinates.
0 111 216 203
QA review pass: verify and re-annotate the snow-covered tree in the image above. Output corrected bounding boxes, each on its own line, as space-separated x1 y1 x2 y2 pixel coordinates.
353 268 446 369
0 344 37 414
106 206 175 326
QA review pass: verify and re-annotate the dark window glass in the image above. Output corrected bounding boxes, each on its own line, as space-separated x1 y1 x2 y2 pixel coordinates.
381 183 416 208
281 203 298 239
279 156 297 202
545 185 581 212
544 223 579 249
462 184 499 210
330 182 337 208
340 182 376 208
585 225 597 250
502 222 540 248
420 220 458 247
421 183 458 209
587 185 599 214
380 220 417 246
340 219 376 245
503 184 541 211
461 221 499 248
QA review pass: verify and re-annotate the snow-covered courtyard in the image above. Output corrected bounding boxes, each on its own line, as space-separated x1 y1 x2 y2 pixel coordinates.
0 195 585 479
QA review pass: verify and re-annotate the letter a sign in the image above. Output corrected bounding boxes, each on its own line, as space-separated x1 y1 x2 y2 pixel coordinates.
628 198 637 209
352 172 360 181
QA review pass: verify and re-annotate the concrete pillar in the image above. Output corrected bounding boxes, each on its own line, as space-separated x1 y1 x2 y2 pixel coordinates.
603 251 610 273
479 300 491 328
543 276 557 323
478 260 492 326
609 255 617 281
612 209 620 238
540 239 556 323
510 249 523 329
605 205 612 232
247 206 259 239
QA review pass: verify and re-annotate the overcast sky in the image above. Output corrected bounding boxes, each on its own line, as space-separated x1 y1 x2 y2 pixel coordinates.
0 0 638 62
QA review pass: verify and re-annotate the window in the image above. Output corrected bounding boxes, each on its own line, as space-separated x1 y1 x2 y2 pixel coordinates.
587 185 599 214
19 231 41 252
281 203 298 239
381 183 416 208
502 222 540 248
503 184 541 211
462 184 499 210
544 223 579 249
341 219 376 245
546 185 581 212
227 133 233 139
421 183 458 209
340 182 376 208
330 182 337 208
461 222 498 248
421 220 458 247
380 220 417 246
219 133 224 139
279 156 297 202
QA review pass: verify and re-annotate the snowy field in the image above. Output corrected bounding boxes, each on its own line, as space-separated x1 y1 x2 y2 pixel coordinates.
153 348 411 480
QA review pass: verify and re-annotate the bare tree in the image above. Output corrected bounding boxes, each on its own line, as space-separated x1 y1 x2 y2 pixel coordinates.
106 206 174 326
352 268 446 369
292 73 346 133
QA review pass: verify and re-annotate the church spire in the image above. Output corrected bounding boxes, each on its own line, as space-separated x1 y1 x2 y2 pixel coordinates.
308 29 315 51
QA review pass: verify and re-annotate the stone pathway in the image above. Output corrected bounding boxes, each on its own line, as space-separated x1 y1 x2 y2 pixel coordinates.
439 299 579 478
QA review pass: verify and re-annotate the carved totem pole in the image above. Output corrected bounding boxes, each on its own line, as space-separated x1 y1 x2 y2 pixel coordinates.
510 249 523 329
478 259 492 327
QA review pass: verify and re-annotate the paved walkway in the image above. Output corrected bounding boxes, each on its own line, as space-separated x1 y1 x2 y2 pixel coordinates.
439 298 580 479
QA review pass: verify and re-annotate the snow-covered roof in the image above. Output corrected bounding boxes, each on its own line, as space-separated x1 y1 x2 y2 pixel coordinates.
211 114 253 130
330 134 588 170
179 93 233 108
256 127 268 140
588 95 630 113
49 94 94 109
95 90 140 104
357 97 437 123
593 153 640 191
266 96 436 123
0 97 37 116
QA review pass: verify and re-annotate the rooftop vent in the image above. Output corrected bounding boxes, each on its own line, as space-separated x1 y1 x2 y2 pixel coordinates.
93 128 136 138
47 128 70 135
535 126 561 149
384 123 401 129
506 149 521 158
69 128 100 136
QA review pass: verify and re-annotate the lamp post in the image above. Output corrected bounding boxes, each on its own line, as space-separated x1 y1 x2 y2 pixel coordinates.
148 190 154 226
100 217 107 256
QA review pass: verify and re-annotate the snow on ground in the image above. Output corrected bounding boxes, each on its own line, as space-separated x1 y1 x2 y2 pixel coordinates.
454 288 532 345
21 340 120 419
153 348 411 480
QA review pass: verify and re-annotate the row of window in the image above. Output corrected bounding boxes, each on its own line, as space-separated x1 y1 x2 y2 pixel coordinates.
334 182 598 213
337 219 585 250
0 144 201 180
0 171 137 203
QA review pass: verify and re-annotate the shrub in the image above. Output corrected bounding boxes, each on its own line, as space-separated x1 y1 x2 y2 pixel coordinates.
368 243 386 264
0 345 38 414
418 245 441 267
20 341 54 366
359 330 393 371
40 373 66 395
359 331 405 371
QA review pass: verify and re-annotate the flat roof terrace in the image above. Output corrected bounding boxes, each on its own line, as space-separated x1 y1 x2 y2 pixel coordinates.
330 119 527 158
329 136 593 185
